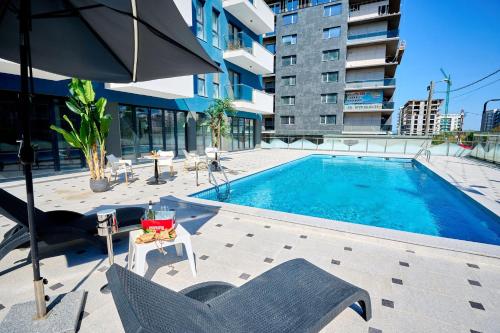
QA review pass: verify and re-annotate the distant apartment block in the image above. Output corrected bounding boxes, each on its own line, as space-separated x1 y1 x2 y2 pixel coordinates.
263 0 404 136
437 110 464 133
398 99 444 136
481 108 500 132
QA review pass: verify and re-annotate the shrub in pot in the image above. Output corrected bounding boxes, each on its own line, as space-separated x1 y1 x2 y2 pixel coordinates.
50 79 112 192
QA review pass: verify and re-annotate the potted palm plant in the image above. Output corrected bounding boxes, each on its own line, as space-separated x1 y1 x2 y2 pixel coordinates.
203 98 236 149
50 79 112 192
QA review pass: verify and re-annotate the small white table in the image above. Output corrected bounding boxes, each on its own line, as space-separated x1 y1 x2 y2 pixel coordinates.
127 224 196 277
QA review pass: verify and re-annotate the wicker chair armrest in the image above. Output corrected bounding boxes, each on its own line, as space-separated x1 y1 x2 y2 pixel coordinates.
179 281 235 303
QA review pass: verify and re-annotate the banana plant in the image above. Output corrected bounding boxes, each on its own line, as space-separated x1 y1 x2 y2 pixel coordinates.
50 78 111 180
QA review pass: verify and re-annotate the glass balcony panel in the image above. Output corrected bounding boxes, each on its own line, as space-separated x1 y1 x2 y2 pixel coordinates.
347 29 399 41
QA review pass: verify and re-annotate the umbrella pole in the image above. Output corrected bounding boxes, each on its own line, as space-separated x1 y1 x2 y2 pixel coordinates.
19 0 47 319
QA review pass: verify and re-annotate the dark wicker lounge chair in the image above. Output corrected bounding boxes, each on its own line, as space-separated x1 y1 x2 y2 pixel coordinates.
0 188 144 261
106 258 371 333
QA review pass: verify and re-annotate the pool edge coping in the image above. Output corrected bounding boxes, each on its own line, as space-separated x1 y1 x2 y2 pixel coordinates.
182 152 500 259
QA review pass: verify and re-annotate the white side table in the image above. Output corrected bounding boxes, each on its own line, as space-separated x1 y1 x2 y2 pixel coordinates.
127 224 196 277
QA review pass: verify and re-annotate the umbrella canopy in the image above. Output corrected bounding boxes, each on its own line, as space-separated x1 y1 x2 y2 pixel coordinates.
0 0 220 82
0 0 220 322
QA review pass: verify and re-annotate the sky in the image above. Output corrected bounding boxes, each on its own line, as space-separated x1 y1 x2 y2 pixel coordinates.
394 0 500 130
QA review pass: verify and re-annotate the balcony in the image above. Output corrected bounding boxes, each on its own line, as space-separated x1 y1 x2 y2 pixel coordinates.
343 102 395 112
105 76 194 99
345 78 396 90
222 0 274 35
226 84 274 115
223 32 274 75
347 29 399 46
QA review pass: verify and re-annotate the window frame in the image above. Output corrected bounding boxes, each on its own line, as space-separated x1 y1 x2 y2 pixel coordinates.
321 93 337 104
323 26 341 39
280 116 295 125
211 9 220 48
282 55 297 66
283 13 298 25
281 96 296 106
197 74 206 97
321 71 339 83
282 75 296 86
282 34 297 45
323 4 342 17
212 72 220 99
196 0 205 40
320 115 337 124
322 49 340 61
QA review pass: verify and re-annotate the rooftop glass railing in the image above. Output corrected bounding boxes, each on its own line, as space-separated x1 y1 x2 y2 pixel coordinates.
345 78 396 89
347 29 399 41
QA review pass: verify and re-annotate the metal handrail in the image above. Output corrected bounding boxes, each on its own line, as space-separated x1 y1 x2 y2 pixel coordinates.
414 147 431 162
208 161 231 201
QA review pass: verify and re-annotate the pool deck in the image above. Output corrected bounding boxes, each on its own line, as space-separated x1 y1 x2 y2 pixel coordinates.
0 149 499 332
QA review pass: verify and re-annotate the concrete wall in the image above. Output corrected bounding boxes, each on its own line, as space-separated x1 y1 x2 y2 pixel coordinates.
274 0 348 135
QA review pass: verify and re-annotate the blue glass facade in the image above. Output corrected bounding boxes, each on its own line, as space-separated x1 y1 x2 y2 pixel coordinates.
0 0 266 178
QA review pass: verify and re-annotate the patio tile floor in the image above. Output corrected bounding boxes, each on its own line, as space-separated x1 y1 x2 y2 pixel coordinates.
0 149 499 332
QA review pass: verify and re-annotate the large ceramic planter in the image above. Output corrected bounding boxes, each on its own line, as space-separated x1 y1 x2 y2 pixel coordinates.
89 178 109 193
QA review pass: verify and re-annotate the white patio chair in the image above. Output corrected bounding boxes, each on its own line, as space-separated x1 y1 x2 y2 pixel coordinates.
107 154 133 184
182 149 207 171
205 147 219 163
157 150 174 176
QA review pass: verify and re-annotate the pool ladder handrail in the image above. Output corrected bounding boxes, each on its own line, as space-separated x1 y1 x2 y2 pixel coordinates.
208 161 231 201
414 147 431 162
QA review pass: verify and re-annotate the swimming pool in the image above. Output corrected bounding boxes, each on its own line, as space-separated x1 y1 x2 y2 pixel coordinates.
192 155 500 245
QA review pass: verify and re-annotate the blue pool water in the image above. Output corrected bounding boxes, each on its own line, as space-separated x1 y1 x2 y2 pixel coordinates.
192 155 500 245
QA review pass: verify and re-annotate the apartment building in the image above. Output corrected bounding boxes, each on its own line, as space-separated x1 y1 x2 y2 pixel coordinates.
481 109 500 132
398 99 444 136
0 0 274 178
437 110 464 133
263 0 404 136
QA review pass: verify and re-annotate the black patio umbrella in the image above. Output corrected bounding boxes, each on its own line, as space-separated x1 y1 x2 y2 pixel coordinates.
0 0 219 321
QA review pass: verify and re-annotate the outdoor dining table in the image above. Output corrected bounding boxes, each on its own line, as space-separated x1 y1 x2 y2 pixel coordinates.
140 155 166 185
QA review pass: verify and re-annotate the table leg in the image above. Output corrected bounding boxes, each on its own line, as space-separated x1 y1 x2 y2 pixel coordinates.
135 247 146 277
183 240 197 277
154 159 159 184
175 243 183 257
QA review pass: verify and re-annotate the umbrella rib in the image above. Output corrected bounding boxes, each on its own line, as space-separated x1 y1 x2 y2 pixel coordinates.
105 6 221 74
63 0 133 80
131 0 138 82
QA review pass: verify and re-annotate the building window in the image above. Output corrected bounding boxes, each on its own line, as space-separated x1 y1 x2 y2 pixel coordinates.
323 26 340 39
320 115 336 124
283 13 298 25
281 96 295 105
321 72 339 83
211 9 219 47
197 74 206 96
265 42 276 54
323 4 341 16
280 116 295 125
264 80 275 93
282 55 297 66
321 93 337 104
212 72 220 98
378 5 389 15
270 2 281 14
282 34 297 45
322 49 339 61
282 75 296 86
350 4 360 11
196 0 204 40
286 0 298 11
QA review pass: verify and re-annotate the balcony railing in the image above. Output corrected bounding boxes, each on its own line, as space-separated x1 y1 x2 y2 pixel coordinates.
224 32 254 53
343 125 392 133
225 84 274 114
226 84 255 101
345 78 396 89
347 29 399 41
